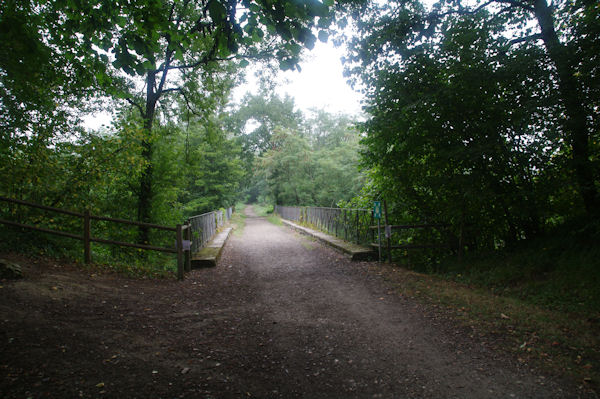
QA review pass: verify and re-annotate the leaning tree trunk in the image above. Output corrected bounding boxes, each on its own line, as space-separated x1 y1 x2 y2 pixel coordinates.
534 0 598 214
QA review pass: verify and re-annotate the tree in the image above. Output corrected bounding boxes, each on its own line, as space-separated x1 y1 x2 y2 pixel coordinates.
227 90 304 202
341 0 592 249
259 111 365 207
3 0 338 243
344 0 599 219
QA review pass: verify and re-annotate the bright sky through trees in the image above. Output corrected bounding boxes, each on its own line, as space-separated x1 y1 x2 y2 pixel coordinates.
233 40 364 117
84 39 364 129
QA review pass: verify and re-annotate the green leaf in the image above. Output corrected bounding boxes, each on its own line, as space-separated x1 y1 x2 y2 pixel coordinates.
207 0 227 22
304 32 317 50
116 16 128 28
239 59 250 68
318 30 329 43
174 49 184 62
251 28 264 43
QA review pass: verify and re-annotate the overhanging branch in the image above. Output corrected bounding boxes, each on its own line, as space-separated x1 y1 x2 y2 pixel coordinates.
435 0 534 18
126 98 144 117
510 33 543 45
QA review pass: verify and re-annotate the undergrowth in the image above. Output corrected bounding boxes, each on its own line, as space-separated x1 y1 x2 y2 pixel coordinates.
437 221 600 316
0 228 177 279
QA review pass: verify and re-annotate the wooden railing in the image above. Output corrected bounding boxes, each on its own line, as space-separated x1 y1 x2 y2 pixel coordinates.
0 196 192 280
368 223 452 262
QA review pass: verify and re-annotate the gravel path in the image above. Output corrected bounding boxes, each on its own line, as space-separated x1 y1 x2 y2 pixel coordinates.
0 205 586 398
208 206 573 398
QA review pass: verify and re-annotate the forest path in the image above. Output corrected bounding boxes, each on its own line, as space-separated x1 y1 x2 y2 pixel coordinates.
206 205 568 398
0 205 583 398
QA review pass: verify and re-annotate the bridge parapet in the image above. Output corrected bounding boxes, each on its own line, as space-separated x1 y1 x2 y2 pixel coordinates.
275 205 374 246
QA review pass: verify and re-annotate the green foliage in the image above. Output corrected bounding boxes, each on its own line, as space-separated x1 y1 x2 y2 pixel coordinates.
231 90 303 156
260 120 365 207
1 0 342 248
179 120 245 216
227 91 366 206
343 0 600 253
252 203 274 217
441 220 600 315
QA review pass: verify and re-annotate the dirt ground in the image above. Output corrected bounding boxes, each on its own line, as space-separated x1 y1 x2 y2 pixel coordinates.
0 206 595 398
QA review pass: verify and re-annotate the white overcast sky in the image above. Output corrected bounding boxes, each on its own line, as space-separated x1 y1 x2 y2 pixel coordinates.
233 40 364 116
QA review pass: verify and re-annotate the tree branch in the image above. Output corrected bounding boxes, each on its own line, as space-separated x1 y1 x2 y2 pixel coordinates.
435 0 534 19
180 89 203 117
166 55 236 71
156 49 173 96
161 87 182 94
497 0 534 12
510 33 543 45
126 98 145 117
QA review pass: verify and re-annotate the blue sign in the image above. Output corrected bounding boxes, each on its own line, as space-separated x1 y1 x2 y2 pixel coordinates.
373 201 382 219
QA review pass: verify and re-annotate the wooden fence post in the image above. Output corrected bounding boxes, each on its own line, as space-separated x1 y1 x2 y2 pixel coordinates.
176 224 184 280
184 221 191 273
84 209 91 264
383 200 392 263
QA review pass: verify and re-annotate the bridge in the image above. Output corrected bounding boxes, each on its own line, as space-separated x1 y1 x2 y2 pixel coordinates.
0 202 580 397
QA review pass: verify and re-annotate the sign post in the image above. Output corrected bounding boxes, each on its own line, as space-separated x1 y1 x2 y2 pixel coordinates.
374 201 382 261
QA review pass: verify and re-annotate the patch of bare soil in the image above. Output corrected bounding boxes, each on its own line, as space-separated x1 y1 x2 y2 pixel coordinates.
0 206 595 398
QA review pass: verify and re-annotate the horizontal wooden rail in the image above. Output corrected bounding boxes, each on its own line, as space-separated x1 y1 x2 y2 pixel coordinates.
370 243 451 249
0 196 83 217
369 223 449 230
90 237 177 253
0 218 83 240
90 214 177 231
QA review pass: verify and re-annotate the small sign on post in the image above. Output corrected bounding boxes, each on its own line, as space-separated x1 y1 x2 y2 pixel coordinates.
373 201 382 219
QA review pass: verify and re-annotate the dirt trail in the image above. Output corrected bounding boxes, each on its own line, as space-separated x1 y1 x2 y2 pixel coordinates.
0 205 588 398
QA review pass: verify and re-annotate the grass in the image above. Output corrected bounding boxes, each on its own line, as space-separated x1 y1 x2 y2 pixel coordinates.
252 203 274 217
230 203 247 236
382 220 600 390
266 214 282 226
249 203 281 226
81 258 175 278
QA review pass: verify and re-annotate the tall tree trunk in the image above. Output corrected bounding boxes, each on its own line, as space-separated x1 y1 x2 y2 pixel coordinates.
534 0 598 214
137 71 158 245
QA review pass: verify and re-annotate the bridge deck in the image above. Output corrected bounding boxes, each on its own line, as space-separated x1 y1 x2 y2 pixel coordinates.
280 219 376 261
191 227 232 268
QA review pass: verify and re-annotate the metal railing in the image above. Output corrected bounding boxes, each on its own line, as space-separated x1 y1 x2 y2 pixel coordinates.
275 205 374 246
187 207 233 254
